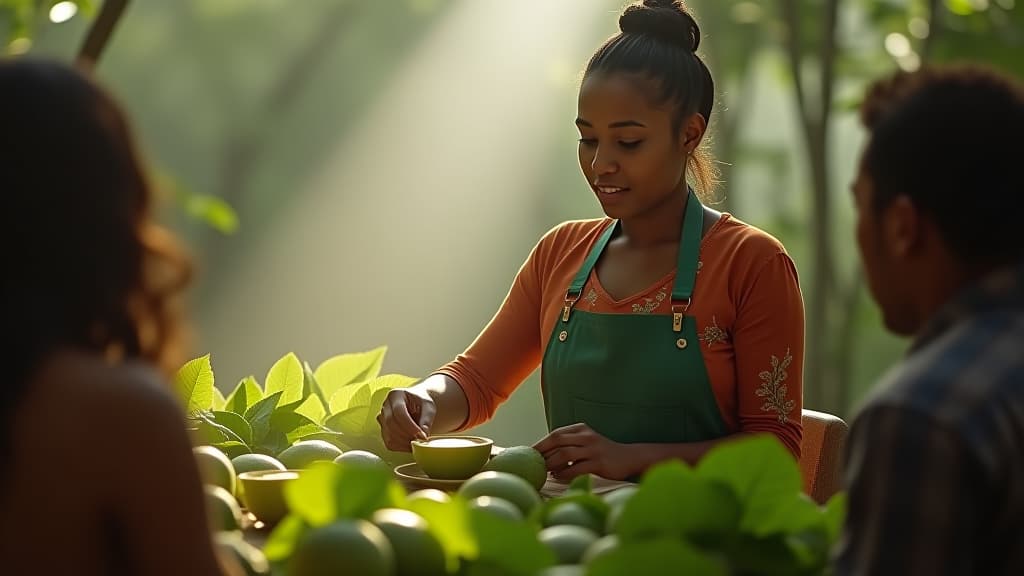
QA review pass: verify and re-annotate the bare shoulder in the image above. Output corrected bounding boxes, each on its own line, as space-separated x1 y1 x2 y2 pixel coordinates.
31 350 185 438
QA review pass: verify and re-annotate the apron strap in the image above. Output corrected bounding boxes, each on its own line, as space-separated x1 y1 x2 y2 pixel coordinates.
562 188 704 328
671 188 704 332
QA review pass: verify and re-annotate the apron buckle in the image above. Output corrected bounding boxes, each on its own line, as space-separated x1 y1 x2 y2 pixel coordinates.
671 299 691 332
562 291 581 323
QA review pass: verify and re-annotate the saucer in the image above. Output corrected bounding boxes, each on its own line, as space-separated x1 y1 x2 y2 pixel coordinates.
393 462 471 491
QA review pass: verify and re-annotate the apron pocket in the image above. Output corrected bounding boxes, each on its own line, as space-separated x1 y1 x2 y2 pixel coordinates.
572 397 688 444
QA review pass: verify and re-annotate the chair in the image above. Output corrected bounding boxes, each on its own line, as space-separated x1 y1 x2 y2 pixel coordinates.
799 408 849 504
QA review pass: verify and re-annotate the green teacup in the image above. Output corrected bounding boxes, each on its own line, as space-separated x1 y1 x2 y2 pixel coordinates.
411 436 493 480
236 469 302 525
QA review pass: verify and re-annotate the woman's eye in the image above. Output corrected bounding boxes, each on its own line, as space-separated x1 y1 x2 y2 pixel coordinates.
578 138 597 147
619 140 643 149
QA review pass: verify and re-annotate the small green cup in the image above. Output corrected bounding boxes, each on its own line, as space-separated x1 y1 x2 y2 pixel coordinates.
236 469 302 525
411 436 493 480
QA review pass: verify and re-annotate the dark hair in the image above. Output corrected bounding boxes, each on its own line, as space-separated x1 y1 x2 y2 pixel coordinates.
0 59 192 435
584 0 717 197
860 65 1024 269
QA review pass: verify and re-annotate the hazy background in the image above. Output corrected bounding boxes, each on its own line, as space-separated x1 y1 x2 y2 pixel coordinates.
5 0 1021 445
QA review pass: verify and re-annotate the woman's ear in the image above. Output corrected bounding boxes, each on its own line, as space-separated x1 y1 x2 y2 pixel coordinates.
681 112 707 154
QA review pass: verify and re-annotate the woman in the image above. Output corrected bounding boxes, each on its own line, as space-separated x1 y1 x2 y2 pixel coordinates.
379 0 804 481
0 59 228 575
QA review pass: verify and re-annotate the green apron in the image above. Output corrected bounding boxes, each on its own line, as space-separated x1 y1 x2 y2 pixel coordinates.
541 189 728 445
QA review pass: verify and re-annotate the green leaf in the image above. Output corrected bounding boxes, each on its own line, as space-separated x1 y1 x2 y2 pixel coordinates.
284 461 405 527
210 410 254 445
324 405 371 436
264 515 308 562
568 474 593 494
616 461 740 544
212 387 227 411
328 382 371 414
723 532 819 576
302 361 325 404
245 391 284 445
314 346 387 401
361 375 417 431
181 192 238 234
271 410 324 444
588 538 727 576
823 492 847 543
946 0 975 16
297 432 352 451
224 376 262 415
696 435 803 537
284 463 340 527
264 352 304 407
191 412 246 446
407 497 478 571
469 507 556 575
365 374 417 394
173 355 214 414
212 441 251 459
295 394 327 424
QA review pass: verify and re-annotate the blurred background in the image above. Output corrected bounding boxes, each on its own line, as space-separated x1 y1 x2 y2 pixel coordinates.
3 0 1021 445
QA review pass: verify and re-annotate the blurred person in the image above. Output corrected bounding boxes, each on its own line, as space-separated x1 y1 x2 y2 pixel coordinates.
836 65 1024 575
0 58 230 576
378 0 805 481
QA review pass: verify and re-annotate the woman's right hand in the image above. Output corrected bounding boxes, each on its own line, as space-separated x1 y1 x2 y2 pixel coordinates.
377 387 437 452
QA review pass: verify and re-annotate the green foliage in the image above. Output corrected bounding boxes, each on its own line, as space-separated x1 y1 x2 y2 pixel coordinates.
174 348 417 464
260 434 844 575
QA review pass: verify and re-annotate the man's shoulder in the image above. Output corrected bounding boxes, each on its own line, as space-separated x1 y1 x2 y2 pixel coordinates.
856 309 1024 469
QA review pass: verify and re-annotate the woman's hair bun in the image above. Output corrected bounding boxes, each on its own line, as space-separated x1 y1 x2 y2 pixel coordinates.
619 0 701 52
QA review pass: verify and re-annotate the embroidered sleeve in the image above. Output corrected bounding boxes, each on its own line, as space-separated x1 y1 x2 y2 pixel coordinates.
732 252 804 459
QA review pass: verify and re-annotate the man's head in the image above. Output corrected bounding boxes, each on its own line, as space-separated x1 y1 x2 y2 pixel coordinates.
853 65 1024 336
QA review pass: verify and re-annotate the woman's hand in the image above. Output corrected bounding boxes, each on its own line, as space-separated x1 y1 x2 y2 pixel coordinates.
533 423 635 481
377 388 436 452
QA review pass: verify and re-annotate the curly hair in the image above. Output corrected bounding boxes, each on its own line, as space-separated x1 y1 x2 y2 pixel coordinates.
0 59 192 423
859 64 1024 268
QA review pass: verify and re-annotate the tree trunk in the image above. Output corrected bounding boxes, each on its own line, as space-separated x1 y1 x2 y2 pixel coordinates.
77 0 130 69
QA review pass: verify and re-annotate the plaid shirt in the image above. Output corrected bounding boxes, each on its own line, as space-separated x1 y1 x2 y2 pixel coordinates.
835 261 1024 576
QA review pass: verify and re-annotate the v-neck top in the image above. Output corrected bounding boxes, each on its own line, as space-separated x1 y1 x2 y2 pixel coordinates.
435 214 805 458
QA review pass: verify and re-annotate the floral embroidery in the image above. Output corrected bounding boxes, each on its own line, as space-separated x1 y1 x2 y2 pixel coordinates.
699 316 728 348
582 288 599 308
756 348 796 424
631 289 667 314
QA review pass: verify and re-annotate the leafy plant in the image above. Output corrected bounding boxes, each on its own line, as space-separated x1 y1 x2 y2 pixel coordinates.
174 347 417 464
259 435 845 576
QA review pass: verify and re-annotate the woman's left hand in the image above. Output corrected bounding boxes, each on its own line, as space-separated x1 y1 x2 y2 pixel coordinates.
532 423 634 481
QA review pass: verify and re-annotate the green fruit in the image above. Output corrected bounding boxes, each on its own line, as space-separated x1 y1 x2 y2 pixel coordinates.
544 502 603 533
407 489 452 505
603 486 638 534
205 485 243 532
582 534 620 564
538 566 586 576
288 520 395 576
459 471 541 516
334 450 389 472
277 440 344 469
602 486 638 510
468 496 523 522
482 446 548 491
371 508 448 576
214 532 270 575
537 525 599 565
195 446 236 496
230 453 286 505
231 454 287 475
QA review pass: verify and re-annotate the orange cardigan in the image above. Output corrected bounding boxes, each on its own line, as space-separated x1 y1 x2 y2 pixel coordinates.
436 214 804 458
